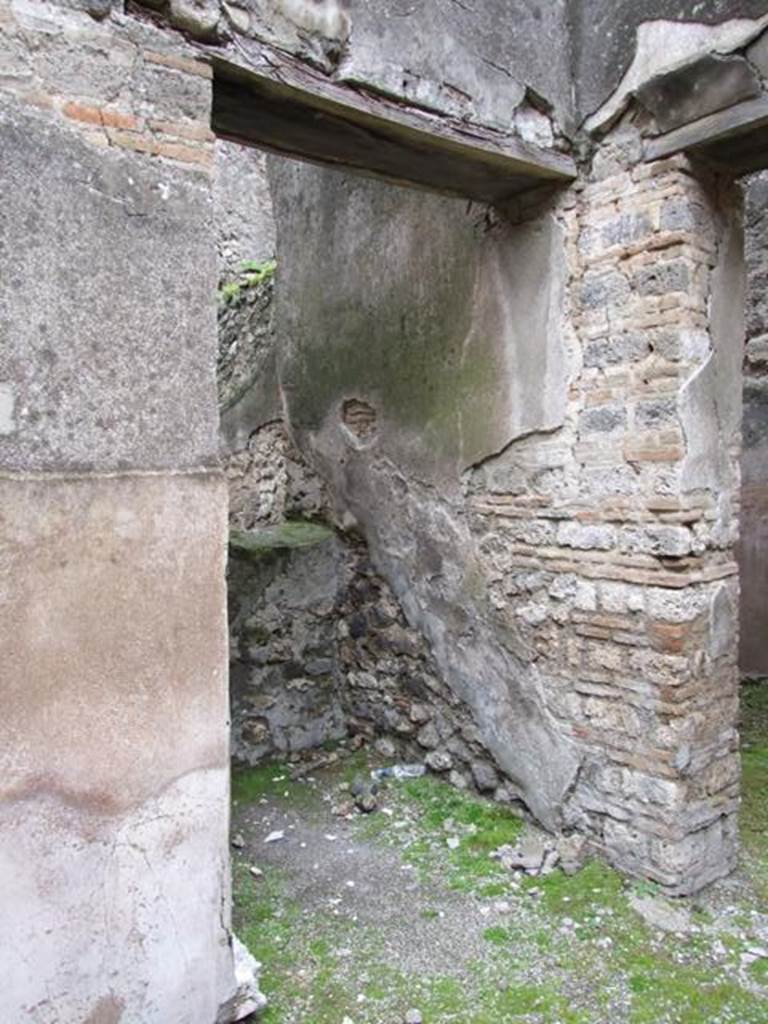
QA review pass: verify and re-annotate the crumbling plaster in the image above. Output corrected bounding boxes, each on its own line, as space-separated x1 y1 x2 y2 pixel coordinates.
2 0 768 1017
269 160 580 829
574 1 768 128
133 0 574 134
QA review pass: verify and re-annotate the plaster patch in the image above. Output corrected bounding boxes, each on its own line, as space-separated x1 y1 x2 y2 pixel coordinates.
276 0 350 42
584 14 768 133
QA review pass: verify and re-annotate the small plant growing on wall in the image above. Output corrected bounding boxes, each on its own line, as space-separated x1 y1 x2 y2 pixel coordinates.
217 258 277 304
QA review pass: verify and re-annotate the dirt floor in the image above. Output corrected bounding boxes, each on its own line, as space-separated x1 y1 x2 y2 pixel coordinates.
231 683 768 1024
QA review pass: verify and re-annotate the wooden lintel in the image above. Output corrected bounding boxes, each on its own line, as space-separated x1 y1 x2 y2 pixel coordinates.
211 56 576 204
644 94 768 170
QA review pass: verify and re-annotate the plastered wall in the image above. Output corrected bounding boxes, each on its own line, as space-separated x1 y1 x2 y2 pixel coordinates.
0 3 238 1020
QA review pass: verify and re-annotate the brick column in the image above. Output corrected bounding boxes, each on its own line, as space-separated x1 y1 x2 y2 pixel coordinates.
467 123 744 893
563 133 744 892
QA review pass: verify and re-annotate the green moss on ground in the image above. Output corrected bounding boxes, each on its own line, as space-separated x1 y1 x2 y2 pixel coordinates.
230 760 331 820
352 774 525 895
232 689 768 1023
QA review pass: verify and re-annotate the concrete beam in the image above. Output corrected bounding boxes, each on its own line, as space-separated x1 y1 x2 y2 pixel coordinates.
211 59 576 205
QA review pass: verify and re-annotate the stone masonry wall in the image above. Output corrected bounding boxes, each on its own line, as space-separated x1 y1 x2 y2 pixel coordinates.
469 118 744 892
219 266 509 800
740 171 768 676
271 118 744 895
228 518 512 798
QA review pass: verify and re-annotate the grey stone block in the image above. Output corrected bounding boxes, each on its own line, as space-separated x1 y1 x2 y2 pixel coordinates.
579 406 626 434
631 260 690 296
636 54 761 134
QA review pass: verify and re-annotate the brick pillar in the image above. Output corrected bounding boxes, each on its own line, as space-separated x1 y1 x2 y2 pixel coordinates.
564 132 744 892
0 5 237 1020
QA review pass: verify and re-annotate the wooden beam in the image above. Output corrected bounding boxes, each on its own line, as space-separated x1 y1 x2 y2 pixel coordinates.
696 123 768 176
644 94 768 167
211 56 576 204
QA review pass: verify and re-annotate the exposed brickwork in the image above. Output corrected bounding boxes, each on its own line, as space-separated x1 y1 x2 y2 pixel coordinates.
2 0 755 903
0 0 213 171
466 122 742 893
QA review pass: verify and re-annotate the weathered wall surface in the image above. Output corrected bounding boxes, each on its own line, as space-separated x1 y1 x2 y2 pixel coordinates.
269 117 745 892
741 170 768 675
229 526 348 764
218 268 278 421
1 474 231 1022
132 0 574 137
0 2 245 1020
573 0 768 127
334 0 573 132
215 140 276 276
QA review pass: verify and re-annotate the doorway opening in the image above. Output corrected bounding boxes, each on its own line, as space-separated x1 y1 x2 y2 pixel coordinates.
210 61 768 1024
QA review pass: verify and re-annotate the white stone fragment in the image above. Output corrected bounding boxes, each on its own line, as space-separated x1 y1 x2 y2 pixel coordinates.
217 936 267 1022
629 894 693 934
0 383 15 435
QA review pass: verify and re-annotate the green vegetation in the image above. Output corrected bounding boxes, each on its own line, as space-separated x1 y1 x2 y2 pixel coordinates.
217 258 277 304
239 258 277 282
741 680 768 900
231 687 768 1022
229 520 334 560
231 761 319 811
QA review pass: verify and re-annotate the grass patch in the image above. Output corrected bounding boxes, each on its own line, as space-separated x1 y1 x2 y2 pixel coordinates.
230 685 768 1023
482 925 510 946
741 681 768 899
624 960 768 1023
394 775 525 892
231 760 318 811
524 859 625 919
